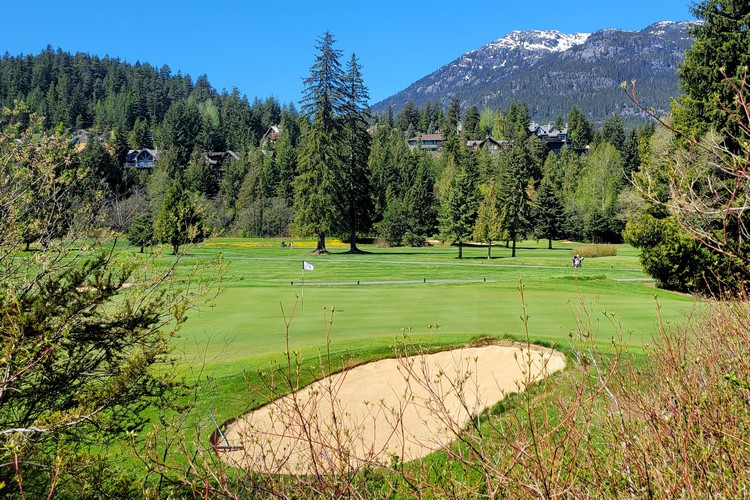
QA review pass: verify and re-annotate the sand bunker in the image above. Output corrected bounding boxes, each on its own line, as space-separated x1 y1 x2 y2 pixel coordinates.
219 344 565 475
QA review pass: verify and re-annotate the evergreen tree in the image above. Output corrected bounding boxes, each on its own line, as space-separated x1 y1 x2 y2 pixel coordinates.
419 102 434 134
439 165 479 259
506 102 531 137
396 99 418 134
473 180 502 258
126 210 154 252
534 175 565 249
184 153 220 198
128 116 153 149
153 180 204 255
273 110 300 204
404 151 438 240
79 138 121 194
369 126 409 221
341 53 373 252
444 97 461 134
463 105 481 140
568 106 593 149
600 113 626 153
156 100 201 177
622 128 641 182
497 136 535 257
675 0 750 143
294 31 346 254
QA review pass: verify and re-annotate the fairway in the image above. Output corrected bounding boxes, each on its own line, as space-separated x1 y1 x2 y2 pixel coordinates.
168 238 696 380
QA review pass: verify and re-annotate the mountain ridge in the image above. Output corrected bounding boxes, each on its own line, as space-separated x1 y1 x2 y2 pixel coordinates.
372 21 696 124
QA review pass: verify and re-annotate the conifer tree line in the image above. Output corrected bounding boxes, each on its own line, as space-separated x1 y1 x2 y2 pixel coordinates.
0 35 655 258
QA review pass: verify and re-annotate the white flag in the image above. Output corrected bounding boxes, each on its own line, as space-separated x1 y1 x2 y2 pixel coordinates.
303 261 314 271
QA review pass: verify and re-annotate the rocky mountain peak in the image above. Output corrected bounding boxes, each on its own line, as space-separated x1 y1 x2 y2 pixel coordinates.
373 21 695 125
487 30 591 53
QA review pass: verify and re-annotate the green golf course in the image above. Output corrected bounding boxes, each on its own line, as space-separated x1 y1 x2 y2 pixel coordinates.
163 237 696 386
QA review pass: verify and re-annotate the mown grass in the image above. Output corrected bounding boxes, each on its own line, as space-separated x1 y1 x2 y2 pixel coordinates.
121 237 697 434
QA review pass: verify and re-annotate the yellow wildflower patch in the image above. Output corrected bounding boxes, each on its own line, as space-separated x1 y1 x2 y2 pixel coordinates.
202 239 347 249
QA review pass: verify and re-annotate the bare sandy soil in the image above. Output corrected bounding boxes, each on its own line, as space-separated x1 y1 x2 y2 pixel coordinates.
219 343 566 475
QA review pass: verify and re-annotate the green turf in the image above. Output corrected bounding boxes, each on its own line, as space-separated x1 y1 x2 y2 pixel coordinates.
113 237 699 464
148 237 696 382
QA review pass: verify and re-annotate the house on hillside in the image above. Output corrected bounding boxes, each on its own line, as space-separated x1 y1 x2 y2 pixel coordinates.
466 136 508 153
70 129 106 153
528 123 571 154
205 150 240 167
262 125 280 144
124 149 158 170
260 125 281 154
407 133 446 153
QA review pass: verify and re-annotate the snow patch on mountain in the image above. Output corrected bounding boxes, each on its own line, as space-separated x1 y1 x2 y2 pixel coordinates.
487 30 591 53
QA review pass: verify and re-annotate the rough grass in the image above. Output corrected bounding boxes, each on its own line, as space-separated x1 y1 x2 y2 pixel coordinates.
572 243 618 258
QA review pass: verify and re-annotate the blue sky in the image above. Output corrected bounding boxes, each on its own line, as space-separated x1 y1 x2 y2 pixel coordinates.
2 1 695 106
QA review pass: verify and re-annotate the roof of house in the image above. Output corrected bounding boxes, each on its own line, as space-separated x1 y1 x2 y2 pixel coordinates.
407 133 446 142
529 123 569 139
205 150 240 165
126 148 158 158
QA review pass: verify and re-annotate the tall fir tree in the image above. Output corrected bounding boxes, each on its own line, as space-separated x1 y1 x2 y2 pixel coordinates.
534 175 565 249
498 134 535 257
341 53 373 252
568 106 593 150
462 105 482 140
294 31 346 254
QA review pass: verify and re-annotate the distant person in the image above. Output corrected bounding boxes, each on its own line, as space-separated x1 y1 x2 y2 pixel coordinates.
572 255 582 268
281 241 286 248
289 242 294 249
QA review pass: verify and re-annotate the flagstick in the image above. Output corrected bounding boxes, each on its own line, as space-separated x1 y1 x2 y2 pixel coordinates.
301 264 305 312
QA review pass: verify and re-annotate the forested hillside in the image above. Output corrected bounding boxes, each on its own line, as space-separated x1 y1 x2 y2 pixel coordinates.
0 46 283 151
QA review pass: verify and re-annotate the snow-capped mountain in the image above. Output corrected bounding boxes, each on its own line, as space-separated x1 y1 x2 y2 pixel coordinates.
373 21 695 124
